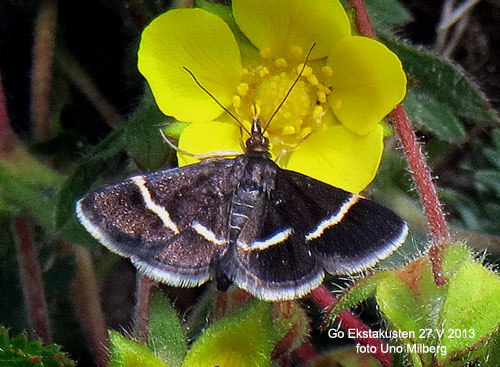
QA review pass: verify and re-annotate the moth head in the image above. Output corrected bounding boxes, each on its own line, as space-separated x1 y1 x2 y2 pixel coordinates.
245 115 270 154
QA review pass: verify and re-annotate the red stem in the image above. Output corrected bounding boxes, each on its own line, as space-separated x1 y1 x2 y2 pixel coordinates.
12 217 53 344
349 0 450 286
391 105 449 243
310 286 392 367
391 105 449 285
31 0 58 141
71 246 109 367
349 0 376 38
2 72 52 343
293 341 317 362
0 73 17 153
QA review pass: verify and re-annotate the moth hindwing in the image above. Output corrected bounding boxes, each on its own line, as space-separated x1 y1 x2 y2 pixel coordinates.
77 148 408 301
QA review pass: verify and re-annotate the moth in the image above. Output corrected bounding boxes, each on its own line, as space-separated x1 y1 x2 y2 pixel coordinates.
76 112 407 301
77 46 407 300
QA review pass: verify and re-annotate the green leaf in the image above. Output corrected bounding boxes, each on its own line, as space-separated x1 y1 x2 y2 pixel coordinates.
195 0 233 29
183 300 275 367
162 121 189 140
438 260 500 361
0 326 75 367
0 165 60 230
376 273 431 367
365 0 412 32
0 146 62 229
442 243 471 279
475 332 500 367
493 128 500 149
306 345 382 367
148 291 187 367
329 271 391 318
483 147 500 170
123 89 172 171
383 36 497 126
109 331 167 367
376 273 429 335
403 90 466 142
183 285 217 342
55 127 126 229
194 0 259 59
56 88 172 231
475 170 500 196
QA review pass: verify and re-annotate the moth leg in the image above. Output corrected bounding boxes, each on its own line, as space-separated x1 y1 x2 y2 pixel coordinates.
275 146 296 165
159 129 241 161
215 261 233 291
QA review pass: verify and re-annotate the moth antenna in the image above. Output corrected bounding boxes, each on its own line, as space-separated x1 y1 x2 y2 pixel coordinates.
263 42 317 133
159 129 198 157
183 67 251 136
159 129 241 160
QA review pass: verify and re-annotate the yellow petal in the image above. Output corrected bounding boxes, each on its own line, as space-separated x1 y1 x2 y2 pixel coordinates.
138 9 242 122
327 36 407 135
286 124 384 193
177 121 243 166
232 0 351 60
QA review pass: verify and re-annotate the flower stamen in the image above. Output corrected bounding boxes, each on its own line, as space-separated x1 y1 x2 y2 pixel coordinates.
237 83 249 97
260 47 272 58
258 67 270 78
307 74 319 86
232 95 241 109
282 125 295 135
321 65 333 76
290 45 303 58
317 91 327 103
275 58 288 68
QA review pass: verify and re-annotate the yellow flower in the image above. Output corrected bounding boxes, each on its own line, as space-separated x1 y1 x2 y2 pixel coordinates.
138 0 406 193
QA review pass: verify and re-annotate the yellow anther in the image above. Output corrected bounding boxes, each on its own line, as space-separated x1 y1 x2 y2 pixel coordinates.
258 67 269 77
241 68 249 75
237 82 249 97
275 58 288 68
317 91 327 103
280 72 287 79
260 47 272 58
313 105 324 120
283 112 291 119
294 118 304 128
318 84 331 95
331 99 342 110
291 45 303 58
300 126 312 139
232 95 241 109
297 64 313 76
321 65 334 76
307 74 319 86
282 125 295 135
